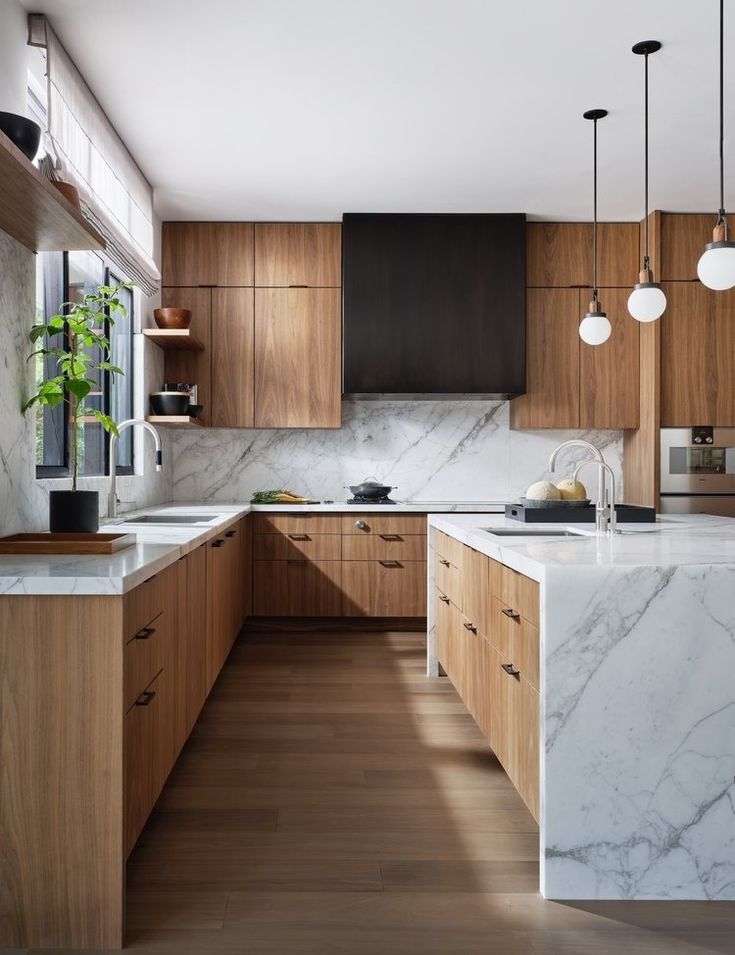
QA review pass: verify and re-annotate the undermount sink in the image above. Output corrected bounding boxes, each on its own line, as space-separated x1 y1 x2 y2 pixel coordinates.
483 527 588 538
124 514 222 525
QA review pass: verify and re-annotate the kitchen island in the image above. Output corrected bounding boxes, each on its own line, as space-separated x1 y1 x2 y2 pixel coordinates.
427 512 735 901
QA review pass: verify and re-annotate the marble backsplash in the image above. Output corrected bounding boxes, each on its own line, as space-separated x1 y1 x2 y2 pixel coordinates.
0 230 172 536
171 399 624 504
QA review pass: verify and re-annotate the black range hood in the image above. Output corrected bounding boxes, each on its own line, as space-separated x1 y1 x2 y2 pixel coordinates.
342 213 526 397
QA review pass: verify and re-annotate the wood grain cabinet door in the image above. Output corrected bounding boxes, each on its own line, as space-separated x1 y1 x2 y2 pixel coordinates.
510 287 580 429
341 560 426 616
254 288 341 428
210 288 255 427
184 544 208 736
162 222 254 286
254 223 341 287
253 559 342 615
579 287 640 429
526 222 639 287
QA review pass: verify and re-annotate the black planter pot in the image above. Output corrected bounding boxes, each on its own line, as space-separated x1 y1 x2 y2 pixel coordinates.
49 490 99 533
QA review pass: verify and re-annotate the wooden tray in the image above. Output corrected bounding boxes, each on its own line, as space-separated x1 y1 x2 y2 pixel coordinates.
0 532 137 555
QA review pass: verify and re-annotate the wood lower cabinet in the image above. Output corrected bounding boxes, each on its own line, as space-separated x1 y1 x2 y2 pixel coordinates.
341 560 426 616
253 559 343 616
434 542 540 821
254 288 341 428
206 520 248 692
183 544 208 736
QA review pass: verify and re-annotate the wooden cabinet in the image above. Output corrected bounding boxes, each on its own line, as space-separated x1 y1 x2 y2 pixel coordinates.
183 543 208 736
526 221 639 287
160 286 212 425
254 559 343 615
205 521 247 692
433 542 540 821
162 222 255 286
660 281 735 426
254 223 341 287
254 288 341 428
124 669 160 857
660 214 713 281
341 560 426 616
210 287 255 427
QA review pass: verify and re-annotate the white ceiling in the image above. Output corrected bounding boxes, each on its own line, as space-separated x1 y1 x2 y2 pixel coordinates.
20 0 734 222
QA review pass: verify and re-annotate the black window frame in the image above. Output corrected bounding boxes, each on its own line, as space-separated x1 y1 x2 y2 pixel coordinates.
35 254 135 479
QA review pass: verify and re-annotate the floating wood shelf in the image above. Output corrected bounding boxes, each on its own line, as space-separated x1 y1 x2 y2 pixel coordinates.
142 328 204 351
145 415 202 427
0 129 105 252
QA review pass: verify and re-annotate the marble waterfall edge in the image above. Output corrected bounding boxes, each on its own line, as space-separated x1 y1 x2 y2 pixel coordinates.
171 399 624 503
542 562 735 900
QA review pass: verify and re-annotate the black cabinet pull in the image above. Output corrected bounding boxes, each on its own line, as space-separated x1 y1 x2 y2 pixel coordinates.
438 594 450 604
380 534 402 541
135 690 156 706
288 533 311 541
438 558 450 567
501 607 520 621
225 529 237 538
212 538 225 547
379 560 401 568
501 662 520 677
463 621 477 634
135 626 156 640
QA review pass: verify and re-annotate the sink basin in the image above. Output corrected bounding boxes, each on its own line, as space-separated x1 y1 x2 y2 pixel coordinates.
124 514 222 525
483 528 587 538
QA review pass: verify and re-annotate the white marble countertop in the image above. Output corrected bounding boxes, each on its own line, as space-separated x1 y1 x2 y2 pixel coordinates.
248 501 506 513
429 512 735 582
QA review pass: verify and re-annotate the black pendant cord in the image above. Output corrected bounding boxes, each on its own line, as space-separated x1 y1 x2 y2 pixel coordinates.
718 0 727 232
644 49 650 269
592 116 599 305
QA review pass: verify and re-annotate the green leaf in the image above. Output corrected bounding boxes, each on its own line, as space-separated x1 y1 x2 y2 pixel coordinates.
29 325 49 343
66 379 91 401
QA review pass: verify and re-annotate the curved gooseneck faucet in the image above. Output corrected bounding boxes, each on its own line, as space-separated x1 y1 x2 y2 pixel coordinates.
108 419 162 518
548 439 617 535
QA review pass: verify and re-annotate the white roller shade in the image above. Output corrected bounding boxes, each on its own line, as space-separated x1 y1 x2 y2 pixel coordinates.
28 13 160 293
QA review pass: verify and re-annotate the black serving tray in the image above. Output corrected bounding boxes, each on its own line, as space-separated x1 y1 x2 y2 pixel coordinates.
505 502 656 523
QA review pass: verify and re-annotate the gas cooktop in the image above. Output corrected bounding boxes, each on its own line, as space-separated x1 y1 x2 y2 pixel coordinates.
345 497 398 505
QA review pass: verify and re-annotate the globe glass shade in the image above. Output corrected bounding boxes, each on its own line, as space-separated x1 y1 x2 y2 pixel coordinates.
627 283 667 322
697 242 735 290
579 312 611 346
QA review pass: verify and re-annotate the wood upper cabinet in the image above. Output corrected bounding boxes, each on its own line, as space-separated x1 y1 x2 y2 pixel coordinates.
210 288 255 427
660 214 713 281
254 288 341 428
510 288 580 429
660 281 735 426
254 223 341 287
527 222 639 287
160 287 212 425
579 287 639 429
162 222 254 286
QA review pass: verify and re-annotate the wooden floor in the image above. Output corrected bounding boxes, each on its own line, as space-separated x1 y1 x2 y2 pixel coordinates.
36 628 735 954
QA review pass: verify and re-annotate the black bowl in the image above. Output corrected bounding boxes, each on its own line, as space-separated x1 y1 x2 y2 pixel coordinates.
150 391 191 416
187 404 204 419
0 112 41 161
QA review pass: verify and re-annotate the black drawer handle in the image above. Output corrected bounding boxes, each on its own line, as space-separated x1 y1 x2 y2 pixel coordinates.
501 662 520 677
463 621 477 634
212 538 225 547
135 690 156 706
379 560 402 568
438 558 450 567
288 533 311 541
438 594 450 604
225 529 237 538
380 534 403 541
135 626 156 640
501 607 520 621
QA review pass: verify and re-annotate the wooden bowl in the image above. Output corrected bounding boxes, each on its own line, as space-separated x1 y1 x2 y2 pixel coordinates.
154 308 192 329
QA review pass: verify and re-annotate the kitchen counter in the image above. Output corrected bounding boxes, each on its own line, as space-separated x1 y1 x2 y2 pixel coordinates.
249 501 506 512
427 512 735 901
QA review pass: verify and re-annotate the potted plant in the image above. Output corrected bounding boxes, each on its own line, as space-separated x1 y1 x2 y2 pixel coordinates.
23 281 132 533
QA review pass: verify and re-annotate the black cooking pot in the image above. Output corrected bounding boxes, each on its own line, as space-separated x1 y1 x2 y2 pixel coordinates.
347 477 397 500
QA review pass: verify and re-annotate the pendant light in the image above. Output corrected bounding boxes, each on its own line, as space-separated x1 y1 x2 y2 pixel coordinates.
628 40 667 322
579 109 612 346
698 0 735 290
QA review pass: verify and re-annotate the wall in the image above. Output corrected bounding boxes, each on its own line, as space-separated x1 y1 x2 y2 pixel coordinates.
171 399 623 503
0 0 28 115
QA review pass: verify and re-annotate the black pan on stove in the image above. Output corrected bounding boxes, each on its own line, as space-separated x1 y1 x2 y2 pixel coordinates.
346 476 396 501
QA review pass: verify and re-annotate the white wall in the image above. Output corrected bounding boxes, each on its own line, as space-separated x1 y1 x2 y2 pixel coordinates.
0 0 28 115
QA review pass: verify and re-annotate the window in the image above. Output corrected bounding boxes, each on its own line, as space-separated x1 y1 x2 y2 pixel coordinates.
34 251 135 478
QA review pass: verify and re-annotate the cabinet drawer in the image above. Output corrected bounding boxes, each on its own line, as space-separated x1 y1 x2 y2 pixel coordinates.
342 534 426 561
435 554 463 611
462 546 492 637
342 561 426 616
253 533 341 561
124 609 172 711
492 561 540 628
253 514 341 535
341 514 427 536
123 562 176 642
490 597 539 689
434 530 464 570
253 560 342 616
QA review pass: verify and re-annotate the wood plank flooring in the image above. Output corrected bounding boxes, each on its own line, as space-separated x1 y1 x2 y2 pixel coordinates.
29 628 735 954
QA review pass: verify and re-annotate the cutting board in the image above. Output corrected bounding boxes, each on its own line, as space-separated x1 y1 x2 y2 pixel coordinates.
0 532 137 555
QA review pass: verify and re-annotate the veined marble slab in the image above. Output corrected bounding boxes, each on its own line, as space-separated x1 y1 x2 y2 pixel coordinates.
428 512 735 901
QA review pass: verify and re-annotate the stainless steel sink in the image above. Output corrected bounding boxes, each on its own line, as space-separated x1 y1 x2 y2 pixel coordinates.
124 514 222 525
483 527 587 538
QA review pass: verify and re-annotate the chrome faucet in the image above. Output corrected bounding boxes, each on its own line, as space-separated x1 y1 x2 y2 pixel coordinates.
108 419 162 518
548 439 616 536
573 460 618 535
